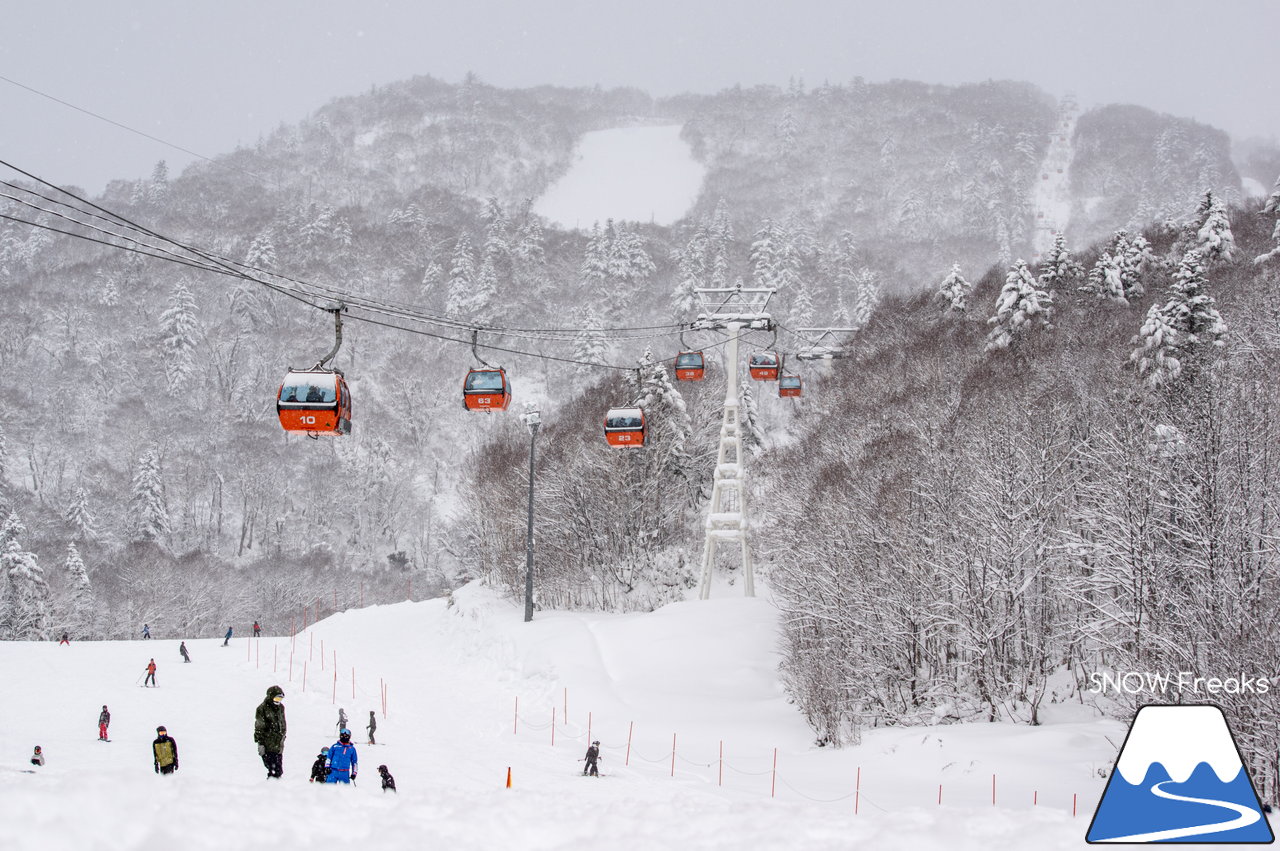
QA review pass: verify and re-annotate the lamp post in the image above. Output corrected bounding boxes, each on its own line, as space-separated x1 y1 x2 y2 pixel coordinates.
521 409 541 622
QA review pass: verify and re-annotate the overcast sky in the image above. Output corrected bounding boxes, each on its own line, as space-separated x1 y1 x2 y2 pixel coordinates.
3 0 1277 194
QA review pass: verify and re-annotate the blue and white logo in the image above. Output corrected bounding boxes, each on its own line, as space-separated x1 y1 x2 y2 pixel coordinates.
1087 704 1274 843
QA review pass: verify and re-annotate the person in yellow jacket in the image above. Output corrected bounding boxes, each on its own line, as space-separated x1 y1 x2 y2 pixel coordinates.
153 726 179 775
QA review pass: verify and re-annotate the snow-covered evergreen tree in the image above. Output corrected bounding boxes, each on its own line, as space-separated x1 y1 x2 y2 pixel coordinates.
1195 192 1235 261
445 235 477 317
0 424 9 509
1130 249 1225 388
1084 249 1126 304
159 280 199 396
936 263 971 313
985 259 1053 352
571 307 610 375
245 230 278 270
851 267 880 328
749 219 780 288
671 227 709 318
66 486 96 542
128 448 170 544
2 539 49 640
1254 174 1280 265
636 350 694 484
738 382 767 455
63 542 94 637
1036 233 1083 291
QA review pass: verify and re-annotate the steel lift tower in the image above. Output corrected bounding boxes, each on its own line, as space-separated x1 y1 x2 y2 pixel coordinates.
692 285 775 600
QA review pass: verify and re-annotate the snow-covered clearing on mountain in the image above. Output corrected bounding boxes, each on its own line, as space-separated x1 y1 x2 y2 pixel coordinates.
1 581 1250 850
533 125 705 228
1032 102 1078 258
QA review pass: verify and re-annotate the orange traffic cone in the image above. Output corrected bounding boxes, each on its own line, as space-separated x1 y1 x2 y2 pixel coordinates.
506 767 512 788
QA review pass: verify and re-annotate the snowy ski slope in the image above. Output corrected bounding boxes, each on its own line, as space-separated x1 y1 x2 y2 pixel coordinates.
0 581 1250 850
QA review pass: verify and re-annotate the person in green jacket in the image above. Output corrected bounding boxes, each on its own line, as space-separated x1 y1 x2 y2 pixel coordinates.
253 685 286 779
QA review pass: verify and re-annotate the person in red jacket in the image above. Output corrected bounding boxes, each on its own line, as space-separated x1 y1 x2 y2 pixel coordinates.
144 659 157 687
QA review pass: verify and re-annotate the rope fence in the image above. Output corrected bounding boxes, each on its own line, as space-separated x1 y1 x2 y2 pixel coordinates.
509 693 1089 816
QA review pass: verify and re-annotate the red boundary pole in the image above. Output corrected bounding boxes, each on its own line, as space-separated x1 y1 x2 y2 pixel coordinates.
938 784 942 805
551 708 556 747
771 748 777 798
303 661 307 691
671 733 676 777
513 697 519 735
855 766 861 815
626 722 633 766
992 773 996 806
331 669 337 703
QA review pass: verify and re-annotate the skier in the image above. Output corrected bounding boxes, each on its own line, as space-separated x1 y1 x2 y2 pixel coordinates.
223 626 233 647
252 621 261 638
59 631 70 645
144 658 157 687
98 705 111 741
309 748 330 783
30 746 44 767
179 641 191 663
253 685 287 779
336 707 348 734
325 728 358 784
367 710 377 745
582 740 601 776
152 726 178 775
142 624 151 640
378 764 397 793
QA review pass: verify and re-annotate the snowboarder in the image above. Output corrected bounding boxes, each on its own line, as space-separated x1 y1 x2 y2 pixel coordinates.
179 641 190 663
253 621 261 638
222 626 233 646
152 726 178 775
367 710 377 745
309 748 329 783
378 764 396 793
325 729 358 784
254 685 287 779
583 740 601 776
59 631 70 645
142 624 151 640
144 658 157 687
30 746 44 767
336 707 348 734
98 705 111 741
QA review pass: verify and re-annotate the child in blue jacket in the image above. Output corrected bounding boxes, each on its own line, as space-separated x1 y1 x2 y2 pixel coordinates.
325 729 358 784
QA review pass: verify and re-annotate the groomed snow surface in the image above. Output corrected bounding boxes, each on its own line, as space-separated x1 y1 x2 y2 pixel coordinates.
533 125 706 229
1 581 1242 851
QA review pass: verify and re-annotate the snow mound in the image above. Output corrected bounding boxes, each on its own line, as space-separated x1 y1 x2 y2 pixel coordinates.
533 125 705 228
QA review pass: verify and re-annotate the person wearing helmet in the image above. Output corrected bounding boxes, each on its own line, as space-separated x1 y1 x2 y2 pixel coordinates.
310 747 330 783
152 726 178 775
325 729 358 784
30 746 45 767
253 685 287 779
583 740 601 776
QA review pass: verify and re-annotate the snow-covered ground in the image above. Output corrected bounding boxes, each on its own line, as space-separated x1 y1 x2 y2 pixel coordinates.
0 581 1254 850
533 125 706 229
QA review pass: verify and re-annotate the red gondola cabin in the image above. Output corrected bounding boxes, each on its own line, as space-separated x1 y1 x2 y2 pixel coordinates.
604 406 646 448
463 368 512 412
674 351 705 381
748 352 782 381
277 370 351 436
778 375 802 398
